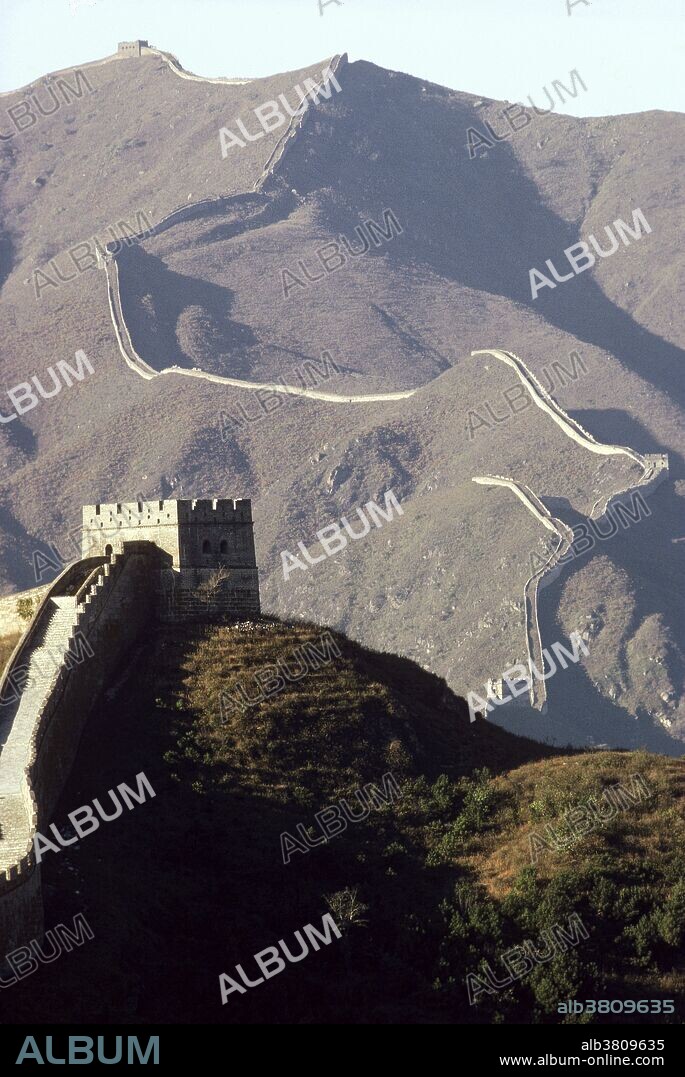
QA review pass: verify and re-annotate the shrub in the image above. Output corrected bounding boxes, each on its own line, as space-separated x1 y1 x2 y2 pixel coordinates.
654 881 685 948
16 598 34 621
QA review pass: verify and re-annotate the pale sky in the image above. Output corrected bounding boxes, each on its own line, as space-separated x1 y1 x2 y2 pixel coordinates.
0 0 683 116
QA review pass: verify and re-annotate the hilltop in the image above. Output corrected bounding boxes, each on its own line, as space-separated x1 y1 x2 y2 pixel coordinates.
1 619 683 1025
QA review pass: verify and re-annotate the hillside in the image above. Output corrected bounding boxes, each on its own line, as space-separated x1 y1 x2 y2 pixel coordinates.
2 619 683 1025
0 46 683 754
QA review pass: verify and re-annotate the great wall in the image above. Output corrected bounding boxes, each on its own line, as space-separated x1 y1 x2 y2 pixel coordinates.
0 499 259 956
472 349 669 519
470 350 667 712
0 550 154 952
0 45 671 958
98 51 419 404
0 40 253 103
472 475 575 712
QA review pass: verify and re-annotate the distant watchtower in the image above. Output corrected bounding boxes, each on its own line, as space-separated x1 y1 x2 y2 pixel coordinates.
81 498 260 622
117 40 148 57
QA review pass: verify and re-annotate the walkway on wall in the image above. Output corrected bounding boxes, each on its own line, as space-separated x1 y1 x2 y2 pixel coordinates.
0 557 105 885
141 46 253 86
472 349 644 462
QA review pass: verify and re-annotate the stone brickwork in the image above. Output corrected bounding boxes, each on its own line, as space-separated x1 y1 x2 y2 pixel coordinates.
81 498 260 622
0 551 157 955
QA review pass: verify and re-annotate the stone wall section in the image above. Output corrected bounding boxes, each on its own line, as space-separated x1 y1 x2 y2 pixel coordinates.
0 550 156 955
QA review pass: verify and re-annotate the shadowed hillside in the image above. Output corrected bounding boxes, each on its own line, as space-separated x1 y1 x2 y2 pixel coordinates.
1 619 683 1025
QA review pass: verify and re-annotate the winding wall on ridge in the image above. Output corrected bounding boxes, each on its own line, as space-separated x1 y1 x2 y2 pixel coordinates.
471 349 668 516
472 476 575 710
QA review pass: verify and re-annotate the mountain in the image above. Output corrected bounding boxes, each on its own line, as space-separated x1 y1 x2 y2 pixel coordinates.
0 46 683 753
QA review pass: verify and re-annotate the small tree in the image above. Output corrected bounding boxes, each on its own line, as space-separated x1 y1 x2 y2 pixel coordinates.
324 887 369 984
16 598 34 622
324 887 369 932
197 566 230 608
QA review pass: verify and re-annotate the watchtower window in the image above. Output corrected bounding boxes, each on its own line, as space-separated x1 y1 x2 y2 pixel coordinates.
202 540 211 554
219 540 228 554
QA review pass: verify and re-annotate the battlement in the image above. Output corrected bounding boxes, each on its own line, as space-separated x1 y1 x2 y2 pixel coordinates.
177 498 253 523
83 499 178 529
83 498 252 525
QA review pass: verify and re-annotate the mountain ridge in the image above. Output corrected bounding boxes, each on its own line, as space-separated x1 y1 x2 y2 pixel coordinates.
0 46 683 752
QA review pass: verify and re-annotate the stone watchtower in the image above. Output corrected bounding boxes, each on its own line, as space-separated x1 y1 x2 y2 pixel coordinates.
81 498 260 622
117 40 149 57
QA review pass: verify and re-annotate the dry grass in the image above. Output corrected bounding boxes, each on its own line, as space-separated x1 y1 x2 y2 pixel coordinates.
472 752 685 900
163 618 559 804
0 631 21 676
